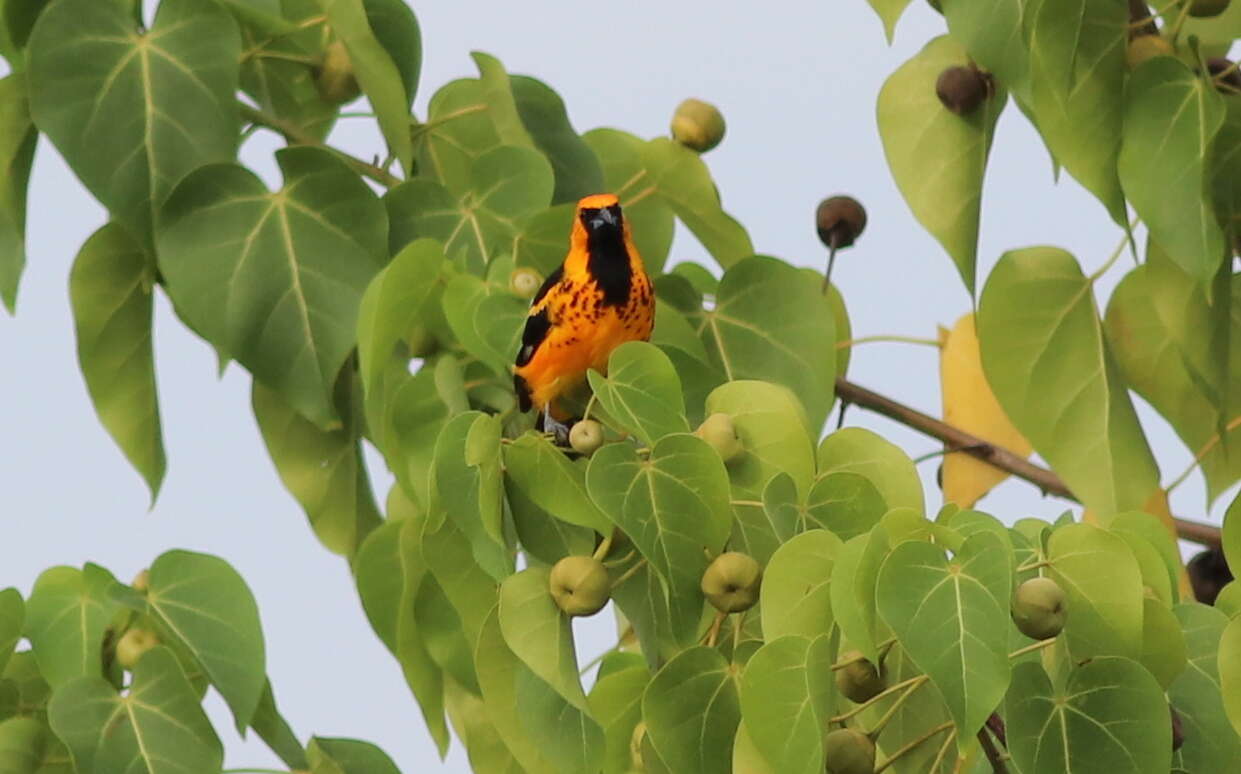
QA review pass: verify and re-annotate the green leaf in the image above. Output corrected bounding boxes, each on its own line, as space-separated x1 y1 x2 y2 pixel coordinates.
589 662 648 774
251 681 308 771
516 666 607 774
1105 252 1240 504
1212 97 1241 246
356 238 445 395
941 0 1030 103
978 246 1160 515
1221 615 1241 740
354 520 405 653
582 128 675 275
510 75 605 204
502 433 612 535
431 412 510 581
817 427 923 514
641 138 754 270
704 380 817 501
609 552 704 665
760 530 843 641
322 0 412 173
363 0 421 107
513 203 575 275
1023 0 1128 224
829 530 887 663
877 35 1005 296
474 607 560 772
442 681 524 774
26 0 240 247
48 647 222 774
252 377 381 556
726 472 799 565
865 0 913 41
238 26 336 144
395 517 449 752
1168 604 1241 773
69 223 165 500
498 567 588 712
158 146 387 426
1119 57 1227 284
0 74 35 313
413 79 498 195
586 433 732 604
1227 490 1241 574
1139 596 1187 689
739 635 834 774
732 722 776 774
0 589 21 676
308 737 401 774
470 52 534 150
642 646 740 774
0 717 64 774
877 532 1011 737
695 256 835 431
1047 523 1144 661
1218 581 1241 618
419 515 498 646
804 471 887 541
587 341 690 446
387 145 554 275
439 273 527 374
145 550 265 732
1007 657 1171 774
23 566 117 688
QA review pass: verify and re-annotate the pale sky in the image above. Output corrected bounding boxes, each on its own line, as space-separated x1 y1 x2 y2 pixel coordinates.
2 2 1234 772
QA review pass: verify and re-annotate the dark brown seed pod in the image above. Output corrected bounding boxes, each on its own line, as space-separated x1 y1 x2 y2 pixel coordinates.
936 65 992 115
1189 0 1230 17
1187 546 1233 605
1207 57 1241 91
1127 0 1158 37
815 197 867 252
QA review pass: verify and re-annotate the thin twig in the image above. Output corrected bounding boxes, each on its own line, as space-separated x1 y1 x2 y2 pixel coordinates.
977 725 1010 774
238 102 403 187
831 675 928 723
834 377 1222 546
610 559 646 590
836 334 943 350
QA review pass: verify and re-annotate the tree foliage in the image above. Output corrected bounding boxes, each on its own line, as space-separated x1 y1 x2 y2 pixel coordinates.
2 0 1241 772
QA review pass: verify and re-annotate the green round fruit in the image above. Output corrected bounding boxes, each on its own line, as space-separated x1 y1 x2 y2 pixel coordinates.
510 267 543 298
549 555 611 617
694 413 743 463
1126 34 1175 69
835 650 886 703
316 41 362 105
824 728 876 774
629 722 646 770
1012 576 1068 640
670 98 726 153
815 196 867 251
1189 0 1230 17
701 552 762 613
116 628 160 670
131 569 150 593
569 419 605 456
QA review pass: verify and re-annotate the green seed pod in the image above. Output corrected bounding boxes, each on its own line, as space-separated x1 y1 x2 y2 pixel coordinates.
824 728 876 774
1011 576 1068 640
670 98 726 153
569 419 605 457
835 650 887 703
116 628 160 670
316 41 362 105
701 552 762 613
549 555 611 616
694 413 743 463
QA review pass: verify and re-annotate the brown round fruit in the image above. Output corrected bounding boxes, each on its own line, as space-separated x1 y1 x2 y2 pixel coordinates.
1126 34 1175 69
694 413 743 463
670 98 726 153
835 650 886 703
1189 0 1230 16
815 196 867 251
701 552 762 613
510 267 543 298
936 65 992 115
824 728 876 774
116 628 160 670
1187 546 1233 605
316 41 362 105
549 555 611 617
1012 576 1068 640
569 419 605 457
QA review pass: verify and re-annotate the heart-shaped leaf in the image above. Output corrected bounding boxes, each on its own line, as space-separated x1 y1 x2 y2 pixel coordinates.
0 74 35 313
23 566 118 688
511 74 604 204
818 427 923 514
1047 522 1144 661
877 531 1011 738
583 128 675 274
356 238 445 395
760 530 843 641
159 147 386 425
0 588 21 676
643 646 740 774
502 433 612 535
588 341 690 447
705 380 817 501
499 567 588 712
739 635 835 774
1168 604 1241 773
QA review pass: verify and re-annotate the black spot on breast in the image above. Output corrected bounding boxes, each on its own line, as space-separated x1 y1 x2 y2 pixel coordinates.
587 226 632 307
531 265 564 306
515 307 551 367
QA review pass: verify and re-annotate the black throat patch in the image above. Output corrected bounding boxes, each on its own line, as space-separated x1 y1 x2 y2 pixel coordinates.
586 227 632 307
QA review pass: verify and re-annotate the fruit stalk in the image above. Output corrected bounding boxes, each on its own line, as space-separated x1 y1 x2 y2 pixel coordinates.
873 721 954 773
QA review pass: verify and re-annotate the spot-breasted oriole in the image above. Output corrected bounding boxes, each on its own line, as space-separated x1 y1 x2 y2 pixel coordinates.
513 193 654 435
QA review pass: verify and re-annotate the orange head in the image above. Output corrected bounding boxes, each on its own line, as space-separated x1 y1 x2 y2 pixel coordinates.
571 193 629 249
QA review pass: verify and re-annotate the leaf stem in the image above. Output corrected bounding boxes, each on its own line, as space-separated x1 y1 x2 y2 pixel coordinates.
1008 637 1057 659
929 727 959 772
830 638 897 671
729 499 765 508
237 102 402 188
834 377 1221 545
603 548 637 567
705 611 727 648
592 532 614 561
1088 218 1139 282
866 676 930 739
223 769 291 774
248 50 319 66
836 335 942 350
610 559 646 590
873 722 955 773
831 675 929 723
1168 0 1193 42
1015 559 1052 573
1166 414 1241 493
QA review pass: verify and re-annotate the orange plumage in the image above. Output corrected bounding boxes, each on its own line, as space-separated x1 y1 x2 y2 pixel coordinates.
513 193 654 425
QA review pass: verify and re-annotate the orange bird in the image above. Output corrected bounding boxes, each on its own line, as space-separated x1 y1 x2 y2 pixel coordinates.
513 193 654 436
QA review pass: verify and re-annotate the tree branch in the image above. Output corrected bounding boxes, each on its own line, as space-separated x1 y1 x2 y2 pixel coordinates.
238 102 403 188
977 726 1010 774
834 377 1222 546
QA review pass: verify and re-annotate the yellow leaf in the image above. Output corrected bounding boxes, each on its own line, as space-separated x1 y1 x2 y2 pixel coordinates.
940 313 1033 507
